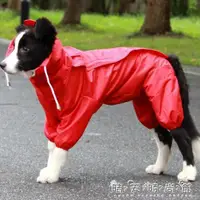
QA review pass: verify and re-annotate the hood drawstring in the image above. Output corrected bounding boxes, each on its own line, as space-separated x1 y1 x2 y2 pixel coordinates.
4 72 11 87
44 66 61 110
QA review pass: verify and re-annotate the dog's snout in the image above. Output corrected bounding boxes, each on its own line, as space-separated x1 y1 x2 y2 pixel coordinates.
0 62 6 69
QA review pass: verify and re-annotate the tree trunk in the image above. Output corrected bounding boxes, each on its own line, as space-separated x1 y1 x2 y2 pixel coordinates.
118 0 129 15
88 0 107 14
171 0 178 15
7 0 20 11
61 0 82 25
172 0 188 16
38 0 50 10
49 0 65 9
118 0 135 15
140 0 171 35
179 0 188 16
197 0 200 10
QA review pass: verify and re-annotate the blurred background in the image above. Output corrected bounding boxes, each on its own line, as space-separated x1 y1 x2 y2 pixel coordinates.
0 0 200 66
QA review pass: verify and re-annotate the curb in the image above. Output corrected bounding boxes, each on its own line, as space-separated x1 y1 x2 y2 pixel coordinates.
0 38 200 76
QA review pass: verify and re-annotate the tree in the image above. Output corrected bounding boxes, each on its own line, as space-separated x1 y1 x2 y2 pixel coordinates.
118 0 135 15
38 0 50 10
32 0 64 9
88 0 107 14
197 0 200 10
50 0 65 9
7 0 20 11
61 0 82 25
179 0 188 16
140 0 171 35
172 0 188 16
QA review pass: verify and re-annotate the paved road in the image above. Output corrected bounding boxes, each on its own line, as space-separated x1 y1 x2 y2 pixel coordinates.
0 42 200 200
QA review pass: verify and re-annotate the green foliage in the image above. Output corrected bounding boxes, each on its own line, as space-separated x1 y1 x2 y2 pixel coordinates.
0 0 6 3
189 0 197 9
31 0 65 10
0 9 200 66
188 0 200 15
172 0 189 16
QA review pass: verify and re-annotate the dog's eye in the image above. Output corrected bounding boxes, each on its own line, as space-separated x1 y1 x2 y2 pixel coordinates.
22 47 29 52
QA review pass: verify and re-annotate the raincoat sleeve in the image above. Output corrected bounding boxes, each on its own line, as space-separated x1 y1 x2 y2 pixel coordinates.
54 96 101 150
143 62 184 130
44 116 60 143
44 110 60 142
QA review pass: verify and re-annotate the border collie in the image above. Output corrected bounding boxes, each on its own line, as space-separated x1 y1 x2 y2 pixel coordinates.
0 17 200 184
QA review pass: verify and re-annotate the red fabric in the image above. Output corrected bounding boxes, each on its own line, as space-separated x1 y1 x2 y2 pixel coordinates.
5 39 184 150
24 19 36 27
5 39 15 56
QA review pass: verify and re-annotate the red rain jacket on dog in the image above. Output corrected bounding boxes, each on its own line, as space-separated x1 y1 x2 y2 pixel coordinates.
6 39 184 150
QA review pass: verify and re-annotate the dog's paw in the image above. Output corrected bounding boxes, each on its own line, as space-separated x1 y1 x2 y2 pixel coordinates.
37 167 59 183
177 165 197 182
145 164 164 175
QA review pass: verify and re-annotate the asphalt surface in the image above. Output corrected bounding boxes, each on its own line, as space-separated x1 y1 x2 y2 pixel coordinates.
0 42 200 200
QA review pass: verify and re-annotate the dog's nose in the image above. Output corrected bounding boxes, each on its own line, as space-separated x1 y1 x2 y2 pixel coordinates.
0 62 6 69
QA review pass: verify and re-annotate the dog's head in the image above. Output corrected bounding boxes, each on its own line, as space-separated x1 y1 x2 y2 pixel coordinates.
0 17 57 74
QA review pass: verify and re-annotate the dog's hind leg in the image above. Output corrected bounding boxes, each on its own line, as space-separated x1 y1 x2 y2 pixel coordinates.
167 55 199 181
171 127 197 182
172 107 200 182
182 107 200 163
146 125 172 175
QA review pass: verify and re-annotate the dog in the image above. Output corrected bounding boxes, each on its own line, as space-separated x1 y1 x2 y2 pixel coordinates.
0 17 200 184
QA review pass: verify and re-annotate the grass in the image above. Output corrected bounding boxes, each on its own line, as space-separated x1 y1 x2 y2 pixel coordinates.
0 9 200 66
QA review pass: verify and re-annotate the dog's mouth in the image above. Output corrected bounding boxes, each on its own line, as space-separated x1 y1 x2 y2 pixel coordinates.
18 64 24 71
2 70 17 75
0 63 34 87
21 70 36 78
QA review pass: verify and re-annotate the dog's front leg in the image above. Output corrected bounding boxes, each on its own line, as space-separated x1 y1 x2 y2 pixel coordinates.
37 141 68 183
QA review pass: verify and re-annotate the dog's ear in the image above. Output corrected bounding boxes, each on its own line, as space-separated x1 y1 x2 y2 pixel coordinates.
15 24 27 33
34 18 57 41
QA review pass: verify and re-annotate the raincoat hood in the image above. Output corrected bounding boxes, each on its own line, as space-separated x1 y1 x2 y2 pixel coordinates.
30 39 72 111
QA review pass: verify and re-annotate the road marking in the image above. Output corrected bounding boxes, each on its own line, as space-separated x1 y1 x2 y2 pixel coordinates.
86 132 102 136
0 103 18 106
184 70 200 76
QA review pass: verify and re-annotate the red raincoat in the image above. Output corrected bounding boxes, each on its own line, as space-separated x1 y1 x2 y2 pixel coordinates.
6 38 184 151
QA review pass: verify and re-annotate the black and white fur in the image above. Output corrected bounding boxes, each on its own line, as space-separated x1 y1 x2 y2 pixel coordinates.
0 18 200 183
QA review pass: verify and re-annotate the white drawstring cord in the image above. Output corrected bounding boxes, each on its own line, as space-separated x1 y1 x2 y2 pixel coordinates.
4 72 11 87
44 66 61 110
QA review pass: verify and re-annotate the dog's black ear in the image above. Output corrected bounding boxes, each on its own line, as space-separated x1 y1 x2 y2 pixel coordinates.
15 24 27 33
34 18 57 41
